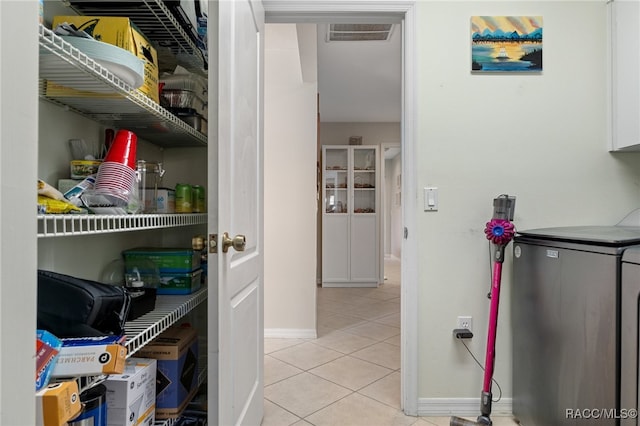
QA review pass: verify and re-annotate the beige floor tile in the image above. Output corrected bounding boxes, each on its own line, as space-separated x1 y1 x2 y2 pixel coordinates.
313 329 378 354
261 399 301 426
344 321 401 342
358 371 401 409
385 334 401 346
264 355 303 386
413 419 441 425
317 313 368 331
316 300 361 315
419 417 458 426
316 298 345 311
305 393 416 426
387 296 401 305
378 286 401 296
337 293 382 306
309 355 393 391
316 324 338 337
349 301 401 321
316 290 343 302
269 341 343 371
359 289 400 301
317 286 356 296
374 312 401 327
291 421 314 426
351 341 401 370
264 372 351 418
317 288 360 303
265 338 306 354
316 304 344 317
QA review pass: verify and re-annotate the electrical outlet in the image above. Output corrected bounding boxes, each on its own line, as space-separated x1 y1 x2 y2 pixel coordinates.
457 316 473 333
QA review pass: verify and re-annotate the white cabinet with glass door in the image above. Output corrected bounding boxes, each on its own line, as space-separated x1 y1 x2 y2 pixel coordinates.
322 146 379 287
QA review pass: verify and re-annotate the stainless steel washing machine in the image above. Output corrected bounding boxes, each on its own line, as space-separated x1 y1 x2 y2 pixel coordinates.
512 226 640 426
621 246 640 426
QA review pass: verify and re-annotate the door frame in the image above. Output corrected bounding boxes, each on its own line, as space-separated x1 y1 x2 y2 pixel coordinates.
263 0 418 415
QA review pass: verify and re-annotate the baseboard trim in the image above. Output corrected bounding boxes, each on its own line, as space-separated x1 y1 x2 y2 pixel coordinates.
417 398 512 417
264 328 317 339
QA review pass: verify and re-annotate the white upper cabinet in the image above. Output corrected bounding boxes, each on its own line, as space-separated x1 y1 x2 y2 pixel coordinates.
609 0 640 151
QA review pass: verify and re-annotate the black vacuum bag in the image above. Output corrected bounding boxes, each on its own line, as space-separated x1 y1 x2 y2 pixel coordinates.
37 270 131 338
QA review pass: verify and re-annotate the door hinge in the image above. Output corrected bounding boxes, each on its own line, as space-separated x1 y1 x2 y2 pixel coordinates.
209 234 218 253
404 227 408 239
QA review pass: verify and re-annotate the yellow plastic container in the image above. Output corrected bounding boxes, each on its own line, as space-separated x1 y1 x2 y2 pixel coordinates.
70 160 102 179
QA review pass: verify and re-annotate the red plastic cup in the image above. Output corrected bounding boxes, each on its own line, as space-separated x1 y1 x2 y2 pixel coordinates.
104 129 137 169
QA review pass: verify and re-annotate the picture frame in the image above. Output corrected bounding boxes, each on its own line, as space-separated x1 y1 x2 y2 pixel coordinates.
471 16 543 73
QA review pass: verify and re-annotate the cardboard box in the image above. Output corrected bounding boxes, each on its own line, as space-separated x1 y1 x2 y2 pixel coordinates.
51 338 127 378
137 325 199 419
158 269 202 295
123 247 201 274
104 358 157 426
36 330 62 391
36 381 82 426
50 16 159 103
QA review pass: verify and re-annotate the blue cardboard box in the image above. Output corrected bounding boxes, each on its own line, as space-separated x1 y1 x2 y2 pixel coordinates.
136 325 198 419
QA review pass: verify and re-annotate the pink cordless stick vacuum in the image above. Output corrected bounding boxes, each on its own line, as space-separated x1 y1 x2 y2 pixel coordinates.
450 195 516 426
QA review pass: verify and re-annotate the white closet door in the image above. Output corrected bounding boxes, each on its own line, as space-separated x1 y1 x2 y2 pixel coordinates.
215 0 265 425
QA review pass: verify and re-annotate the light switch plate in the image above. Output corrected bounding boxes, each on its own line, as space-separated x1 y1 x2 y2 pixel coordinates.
424 187 438 211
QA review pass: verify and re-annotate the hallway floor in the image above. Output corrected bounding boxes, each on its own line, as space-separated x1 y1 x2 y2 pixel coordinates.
262 258 519 426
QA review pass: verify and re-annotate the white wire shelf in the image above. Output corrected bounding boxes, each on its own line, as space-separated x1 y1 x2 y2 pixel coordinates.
67 0 207 76
125 286 208 357
38 24 207 148
37 213 207 238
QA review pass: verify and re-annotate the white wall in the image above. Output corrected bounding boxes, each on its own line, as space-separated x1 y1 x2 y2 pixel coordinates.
264 24 318 337
416 0 640 409
320 122 400 147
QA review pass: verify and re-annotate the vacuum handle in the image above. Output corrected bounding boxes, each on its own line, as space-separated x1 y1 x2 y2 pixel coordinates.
492 195 515 221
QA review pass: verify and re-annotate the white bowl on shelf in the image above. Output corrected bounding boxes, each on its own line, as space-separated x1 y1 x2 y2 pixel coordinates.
59 35 144 90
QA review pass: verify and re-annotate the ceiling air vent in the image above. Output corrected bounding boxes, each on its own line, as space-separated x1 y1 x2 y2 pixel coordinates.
327 24 394 42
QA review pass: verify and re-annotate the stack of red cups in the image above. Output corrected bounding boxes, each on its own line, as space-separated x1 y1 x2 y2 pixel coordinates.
94 129 138 204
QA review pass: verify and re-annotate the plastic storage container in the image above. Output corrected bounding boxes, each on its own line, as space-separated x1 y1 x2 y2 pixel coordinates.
123 248 201 274
158 269 202 295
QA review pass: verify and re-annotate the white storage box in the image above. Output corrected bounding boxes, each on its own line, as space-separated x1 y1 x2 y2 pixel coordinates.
104 358 156 426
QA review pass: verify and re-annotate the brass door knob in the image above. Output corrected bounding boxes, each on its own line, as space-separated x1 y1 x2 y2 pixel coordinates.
222 232 246 253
